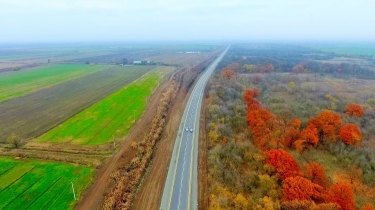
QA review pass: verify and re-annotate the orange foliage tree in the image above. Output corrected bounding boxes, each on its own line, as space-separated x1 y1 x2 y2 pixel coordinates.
339 124 363 145
283 119 301 148
244 89 260 107
361 203 374 210
345 103 364 117
282 176 323 201
307 110 342 142
325 183 355 210
226 62 242 71
298 124 319 146
244 89 278 149
265 149 301 180
252 88 260 97
245 90 303 149
221 69 235 79
247 108 275 149
305 162 328 188
243 89 254 102
293 140 306 153
222 137 227 145
292 62 308 74
259 62 274 73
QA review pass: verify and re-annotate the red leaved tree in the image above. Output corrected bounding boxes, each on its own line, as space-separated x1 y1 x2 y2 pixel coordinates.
345 103 364 117
252 88 260 98
360 203 374 210
325 183 355 210
305 162 328 188
339 124 362 145
263 62 274 73
244 89 279 149
243 89 253 102
299 124 319 146
292 62 308 74
282 176 323 201
221 69 235 79
294 124 318 153
283 119 301 148
308 110 342 142
247 108 275 149
265 149 301 180
226 62 242 71
243 89 260 109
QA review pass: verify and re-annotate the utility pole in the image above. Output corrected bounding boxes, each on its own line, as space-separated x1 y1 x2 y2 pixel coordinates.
133 110 135 123
71 182 76 200
113 135 115 148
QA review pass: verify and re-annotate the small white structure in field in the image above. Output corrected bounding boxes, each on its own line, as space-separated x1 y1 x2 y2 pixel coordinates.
133 61 142 65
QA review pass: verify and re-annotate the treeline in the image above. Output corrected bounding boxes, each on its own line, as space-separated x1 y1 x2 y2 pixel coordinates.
217 44 375 79
218 44 334 72
304 61 375 79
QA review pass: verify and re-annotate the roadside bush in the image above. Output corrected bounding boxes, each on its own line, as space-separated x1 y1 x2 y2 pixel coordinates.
102 80 179 209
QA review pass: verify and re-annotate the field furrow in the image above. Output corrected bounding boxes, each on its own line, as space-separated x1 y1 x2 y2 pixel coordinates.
24 177 62 209
0 158 93 210
0 66 155 143
0 175 43 209
0 164 35 191
37 67 171 145
0 159 19 175
0 64 110 102
28 178 69 210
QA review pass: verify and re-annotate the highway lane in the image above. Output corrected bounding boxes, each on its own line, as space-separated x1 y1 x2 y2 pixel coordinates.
160 46 229 210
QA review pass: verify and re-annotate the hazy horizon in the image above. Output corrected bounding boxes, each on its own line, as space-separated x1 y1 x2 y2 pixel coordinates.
1 0 374 43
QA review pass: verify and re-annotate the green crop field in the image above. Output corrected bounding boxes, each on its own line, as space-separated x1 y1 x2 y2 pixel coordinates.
37 66 172 145
0 65 154 143
0 64 110 102
0 158 93 210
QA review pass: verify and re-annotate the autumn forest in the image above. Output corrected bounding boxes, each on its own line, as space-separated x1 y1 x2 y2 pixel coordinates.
204 44 375 210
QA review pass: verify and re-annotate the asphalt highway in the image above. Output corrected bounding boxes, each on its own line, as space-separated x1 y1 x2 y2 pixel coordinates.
160 46 229 210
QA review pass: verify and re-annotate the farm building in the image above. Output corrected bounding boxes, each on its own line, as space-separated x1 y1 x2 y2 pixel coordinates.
133 60 155 65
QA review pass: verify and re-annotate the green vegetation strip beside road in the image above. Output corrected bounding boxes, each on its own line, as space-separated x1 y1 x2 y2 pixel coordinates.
0 64 110 102
37 66 172 145
0 158 93 210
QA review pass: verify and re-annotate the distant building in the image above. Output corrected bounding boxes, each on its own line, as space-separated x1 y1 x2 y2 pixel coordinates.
133 60 155 65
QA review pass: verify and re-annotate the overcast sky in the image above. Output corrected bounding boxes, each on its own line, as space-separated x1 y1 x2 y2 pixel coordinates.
0 0 374 42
